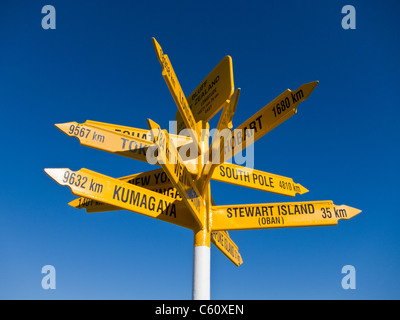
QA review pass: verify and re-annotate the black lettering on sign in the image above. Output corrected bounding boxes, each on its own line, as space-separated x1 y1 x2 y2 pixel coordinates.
154 171 170 184
68 124 91 139
258 216 282 226
77 198 104 209
252 173 274 188
278 204 315 216
112 185 176 217
272 97 290 117
114 128 148 140
242 115 262 141
218 165 251 182
89 179 103 193
92 131 105 143
334 207 347 218
62 170 88 189
226 206 274 218
291 89 304 104
120 138 148 154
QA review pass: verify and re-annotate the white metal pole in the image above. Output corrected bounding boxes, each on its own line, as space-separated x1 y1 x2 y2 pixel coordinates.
192 244 210 300
192 121 211 300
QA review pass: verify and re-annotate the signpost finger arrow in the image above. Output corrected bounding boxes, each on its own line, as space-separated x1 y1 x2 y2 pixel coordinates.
212 162 309 197
152 38 202 153
55 121 151 164
68 168 181 213
211 230 243 267
44 167 197 230
85 120 192 148
175 55 234 134
211 201 361 231
147 118 206 229
222 81 319 163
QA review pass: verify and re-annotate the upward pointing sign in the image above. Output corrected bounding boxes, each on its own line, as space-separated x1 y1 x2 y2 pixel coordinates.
147 119 206 229
175 55 234 134
152 38 202 153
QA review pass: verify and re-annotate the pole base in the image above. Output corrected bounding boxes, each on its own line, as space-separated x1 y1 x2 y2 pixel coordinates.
192 245 210 300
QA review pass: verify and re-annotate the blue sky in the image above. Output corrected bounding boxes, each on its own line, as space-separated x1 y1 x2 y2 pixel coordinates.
0 0 399 299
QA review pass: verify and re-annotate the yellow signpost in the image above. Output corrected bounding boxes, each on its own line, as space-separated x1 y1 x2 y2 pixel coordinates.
44 38 361 300
211 201 361 231
152 38 202 153
211 231 243 267
175 55 235 134
222 81 319 162
85 120 192 147
55 121 151 164
68 168 180 213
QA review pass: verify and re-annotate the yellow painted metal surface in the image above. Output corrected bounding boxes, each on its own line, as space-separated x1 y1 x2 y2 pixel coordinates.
199 89 240 192
85 120 192 148
152 38 201 152
211 231 243 267
70 159 308 213
211 201 361 231
175 55 234 133
44 168 196 230
147 119 206 229
57 120 199 175
209 88 241 167
55 121 151 164
85 120 150 140
216 88 240 132
68 168 180 213
194 228 211 248
223 81 319 162
212 163 308 197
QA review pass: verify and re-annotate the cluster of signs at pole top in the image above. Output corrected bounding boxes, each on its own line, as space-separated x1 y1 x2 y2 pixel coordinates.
45 38 361 267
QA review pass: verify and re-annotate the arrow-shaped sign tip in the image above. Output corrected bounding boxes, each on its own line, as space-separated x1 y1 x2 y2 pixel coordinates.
147 117 163 133
54 122 77 136
54 122 66 132
337 205 362 220
44 168 67 184
300 81 319 100
299 185 309 195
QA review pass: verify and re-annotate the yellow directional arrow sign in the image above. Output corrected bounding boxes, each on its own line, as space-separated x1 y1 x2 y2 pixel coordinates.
147 119 206 229
55 121 151 164
199 88 240 193
69 168 181 213
44 168 196 230
224 81 319 161
152 38 201 152
211 201 361 231
212 163 308 197
175 55 234 134
86 120 150 140
85 120 192 148
211 231 243 267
